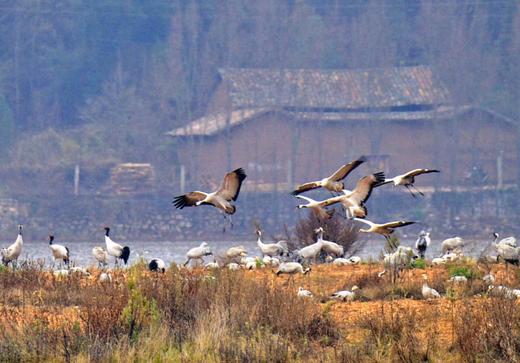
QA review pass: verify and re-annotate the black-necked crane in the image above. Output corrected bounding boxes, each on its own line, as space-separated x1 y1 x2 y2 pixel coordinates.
353 218 415 241
315 227 344 257
294 195 334 220
291 156 366 195
226 245 247 264
415 230 431 259
1 224 23 267
104 227 130 266
276 262 311 277
256 229 288 257
492 232 517 248
92 246 109 268
149 258 166 273
48 235 70 267
184 242 212 266
173 168 247 231
319 172 386 219
380 169 440 197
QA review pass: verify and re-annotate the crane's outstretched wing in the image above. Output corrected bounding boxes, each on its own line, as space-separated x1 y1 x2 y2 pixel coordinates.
172 191 207 209
291 181 321 195
402 169 440 178
328 156 366 181
216 168 247 201
349 172 386 205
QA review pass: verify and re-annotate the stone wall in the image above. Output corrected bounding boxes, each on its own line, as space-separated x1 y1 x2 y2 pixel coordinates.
0 188 517 242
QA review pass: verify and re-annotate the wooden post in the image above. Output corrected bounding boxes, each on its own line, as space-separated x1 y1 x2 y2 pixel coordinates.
73 164 80 196
180 164 186 194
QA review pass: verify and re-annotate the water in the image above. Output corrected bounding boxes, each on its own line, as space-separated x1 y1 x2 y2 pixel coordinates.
4 237 494 268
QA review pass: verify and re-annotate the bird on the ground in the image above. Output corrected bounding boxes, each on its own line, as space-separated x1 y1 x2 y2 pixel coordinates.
315 227 344 257
422 274 440 299
275 262 311 276
99 272 112 283
92 246 109 268
353 218 416 241
415 230 431 259
104 227 130 266
173 168 247 231
296 237 324 264
448 275 468 283
379 169 440 197
227 262 240 271
69 267 90 276
149 258 166 273
226 245 247 263
48 235 70 267
319 172 386 219
297 287 313 298
291 156 366 195
492 232 516 247
184 242 212 267
331 286 359 301
1 224 23 267
256 229 288 257
441 237 465 253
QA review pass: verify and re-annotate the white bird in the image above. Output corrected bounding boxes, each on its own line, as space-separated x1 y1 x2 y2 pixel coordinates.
380 169 440 197
315 227 344 257
1 224 23 266
448 275 468 283
69 267 90 276
415 231 431 259
354 218 416 241
331 286 359 301
379 246 417 279
205 261 220 269
332 258 350 266
347 256 361 264
319 172 386 219
184 242 212 266
104 227 131 266
256 229 288 257
228 262 240 271
493 232 517 247
294 195 334 220
441 237 464 254
493 233 520 265
99 272 112 283
149 258 166 273
422 274 440 299
92 246 109 267
291 156 366 195
297 237 324 263
431 257 447 265
48 235 70 267
226 245 247 262
276 262 311 276
173 168 247 215
297 287 313 298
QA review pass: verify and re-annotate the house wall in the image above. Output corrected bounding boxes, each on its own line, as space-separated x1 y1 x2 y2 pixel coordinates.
175 111 518 191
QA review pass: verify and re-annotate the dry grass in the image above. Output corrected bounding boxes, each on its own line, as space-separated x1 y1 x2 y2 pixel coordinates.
1 261 520 361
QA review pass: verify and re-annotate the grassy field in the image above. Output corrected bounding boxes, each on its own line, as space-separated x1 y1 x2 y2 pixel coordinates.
1 260 520 362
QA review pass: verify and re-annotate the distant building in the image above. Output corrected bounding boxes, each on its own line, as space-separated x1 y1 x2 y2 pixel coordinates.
167 66 518 192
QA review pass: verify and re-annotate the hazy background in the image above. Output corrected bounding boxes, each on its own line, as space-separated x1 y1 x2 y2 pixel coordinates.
0 0 518 243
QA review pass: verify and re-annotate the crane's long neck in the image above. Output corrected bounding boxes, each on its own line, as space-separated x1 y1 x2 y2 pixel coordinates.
257 235 264 248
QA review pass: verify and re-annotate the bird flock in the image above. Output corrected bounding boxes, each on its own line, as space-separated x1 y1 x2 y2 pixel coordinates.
1 159 518 301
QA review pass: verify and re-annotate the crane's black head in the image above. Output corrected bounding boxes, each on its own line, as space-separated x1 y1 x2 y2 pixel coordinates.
18 224 23 235
49 235 54 245
104 227 110 236
121 246 130 264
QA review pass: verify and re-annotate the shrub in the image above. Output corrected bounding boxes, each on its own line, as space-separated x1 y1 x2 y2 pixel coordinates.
448 265 475 279
411 258 426 269
293 212 359 254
